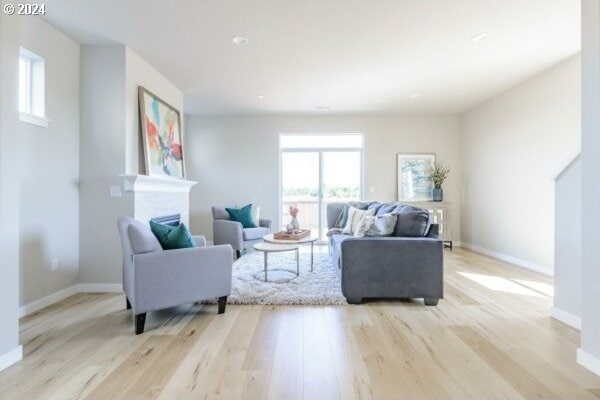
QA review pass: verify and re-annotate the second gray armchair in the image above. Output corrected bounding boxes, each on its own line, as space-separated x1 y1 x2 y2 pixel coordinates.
212 206 272 258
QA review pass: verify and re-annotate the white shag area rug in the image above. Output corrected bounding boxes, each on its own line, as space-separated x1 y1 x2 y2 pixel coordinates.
220 250 347 305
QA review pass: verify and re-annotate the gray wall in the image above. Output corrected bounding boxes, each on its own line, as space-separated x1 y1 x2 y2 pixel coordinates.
0 9 21 359
125 47 184 175
19 17 80 306
553 156 581 320
580 0 600 370
79 45 130 284
185 114 461 240
79 45 183 285
460 55 581 272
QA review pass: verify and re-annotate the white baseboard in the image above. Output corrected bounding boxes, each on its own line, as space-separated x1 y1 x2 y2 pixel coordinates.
19 283 123 318
550 307 581 330
577 348 600 375
0 346 22 372
77 283 122 293
19 285 79 318
459 242 554 276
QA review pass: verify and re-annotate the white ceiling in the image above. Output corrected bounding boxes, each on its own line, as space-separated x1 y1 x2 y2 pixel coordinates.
42 0 580 115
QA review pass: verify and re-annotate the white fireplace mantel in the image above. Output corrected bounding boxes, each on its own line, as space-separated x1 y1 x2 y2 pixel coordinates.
120 174 197 193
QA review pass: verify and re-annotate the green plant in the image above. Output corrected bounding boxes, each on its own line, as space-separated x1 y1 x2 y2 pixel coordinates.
429 163 450 189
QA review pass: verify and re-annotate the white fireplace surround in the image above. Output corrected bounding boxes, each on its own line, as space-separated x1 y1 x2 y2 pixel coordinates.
120 174 197 226
120 174 197 193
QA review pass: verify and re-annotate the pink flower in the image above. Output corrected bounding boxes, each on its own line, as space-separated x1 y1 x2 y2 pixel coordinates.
289 205 299 218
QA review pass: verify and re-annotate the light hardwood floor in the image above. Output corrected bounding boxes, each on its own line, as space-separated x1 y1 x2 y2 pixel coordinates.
1 248 599 400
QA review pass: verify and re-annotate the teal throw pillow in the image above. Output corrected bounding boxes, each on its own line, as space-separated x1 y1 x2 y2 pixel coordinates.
149 221 196 250
226 204 257 228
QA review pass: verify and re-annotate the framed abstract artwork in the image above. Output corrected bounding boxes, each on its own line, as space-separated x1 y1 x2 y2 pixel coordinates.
138 86 185 179
397 153 435 201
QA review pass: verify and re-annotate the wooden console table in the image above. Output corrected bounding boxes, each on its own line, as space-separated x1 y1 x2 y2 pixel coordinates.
404 201 453 249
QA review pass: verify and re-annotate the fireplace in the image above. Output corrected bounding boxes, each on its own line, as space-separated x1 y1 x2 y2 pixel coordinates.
120 174 197 226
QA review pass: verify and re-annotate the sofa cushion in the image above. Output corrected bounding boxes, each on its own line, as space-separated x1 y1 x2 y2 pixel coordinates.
150 221 197 250
128 222 162 255
376 202 399 216
243 227 270 241
330 233 352 249
393 205 430 237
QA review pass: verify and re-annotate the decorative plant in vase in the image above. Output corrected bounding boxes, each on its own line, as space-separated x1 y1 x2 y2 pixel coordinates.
429 163 450 202
286 205 300 232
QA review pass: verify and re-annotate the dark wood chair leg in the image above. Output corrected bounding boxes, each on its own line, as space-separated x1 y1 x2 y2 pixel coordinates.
126 297 131 310
218 296 228 314
235 250 241 259
135 313 146 335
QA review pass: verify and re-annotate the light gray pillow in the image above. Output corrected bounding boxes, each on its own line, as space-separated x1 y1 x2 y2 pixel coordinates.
127 223 162 254
343 206 376 235
354 213 398 237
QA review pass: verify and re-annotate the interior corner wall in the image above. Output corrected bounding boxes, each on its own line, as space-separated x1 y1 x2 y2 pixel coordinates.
459 55 581 272
185 114 461 241
0 10 21 362
79 45 131 284
580 0 600 373
124 47 184 175
18 17 80 307
79 46 183 285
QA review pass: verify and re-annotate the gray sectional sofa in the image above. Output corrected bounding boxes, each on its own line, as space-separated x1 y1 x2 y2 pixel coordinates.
327 202 443 305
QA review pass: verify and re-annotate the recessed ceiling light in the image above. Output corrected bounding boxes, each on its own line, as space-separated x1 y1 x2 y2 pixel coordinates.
408 93 420 99
471 32 489 43
258 95 266 100
315 105 331 110
232 36 249 46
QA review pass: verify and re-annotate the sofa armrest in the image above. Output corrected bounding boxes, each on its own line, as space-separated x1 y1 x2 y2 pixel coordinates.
259 218 272 231
132 245 233 314
427 224 440 239
340 237 443 300
213 219 243 250
192 235 207 247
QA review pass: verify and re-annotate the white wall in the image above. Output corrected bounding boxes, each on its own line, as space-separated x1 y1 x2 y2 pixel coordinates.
18 17 80 306
460 55 581 273
0 9 22 368
79 45 183 285
579 0 600 375
553 156 581 324
185 114 461 240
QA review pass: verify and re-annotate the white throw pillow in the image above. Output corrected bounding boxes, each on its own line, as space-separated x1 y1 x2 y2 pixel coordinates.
343 206 376 235
354 215 376 237
367 213 398 237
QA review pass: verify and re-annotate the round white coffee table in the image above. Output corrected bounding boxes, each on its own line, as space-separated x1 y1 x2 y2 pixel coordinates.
252 242 299 282
263 234 319 271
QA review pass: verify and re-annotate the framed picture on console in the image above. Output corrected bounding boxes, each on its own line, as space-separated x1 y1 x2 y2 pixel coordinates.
397 153 435 201
138 86 186 179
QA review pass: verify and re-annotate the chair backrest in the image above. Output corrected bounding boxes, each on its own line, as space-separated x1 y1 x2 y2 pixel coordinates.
117 217 162 300
212 206 231 220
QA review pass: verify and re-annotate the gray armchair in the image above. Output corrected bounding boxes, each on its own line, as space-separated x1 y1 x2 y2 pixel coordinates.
117 217 233 334
212 206 273 258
